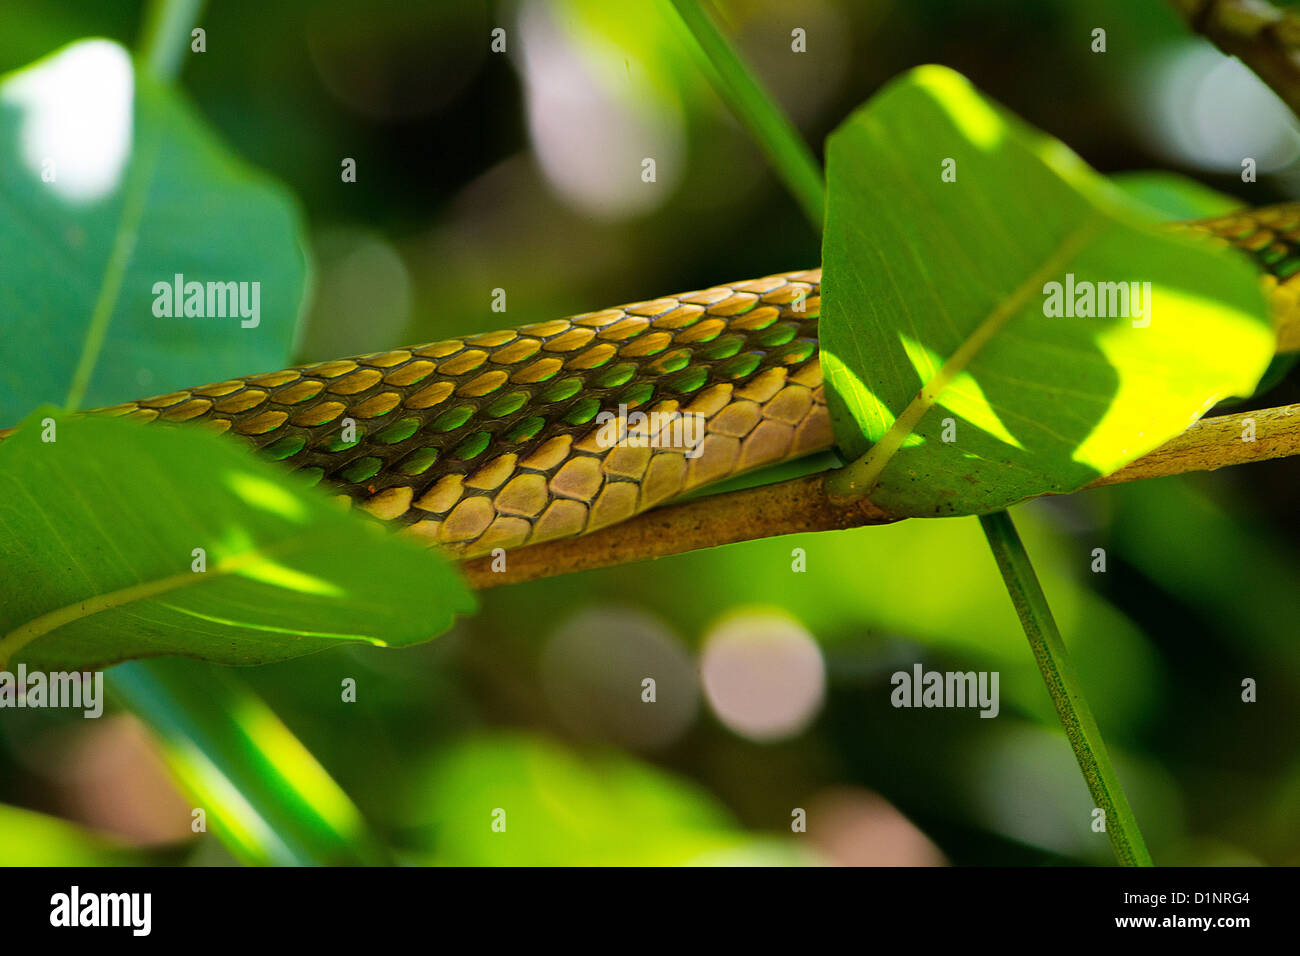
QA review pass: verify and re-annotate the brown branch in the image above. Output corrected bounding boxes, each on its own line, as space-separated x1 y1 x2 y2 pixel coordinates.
461 402 1300 588
1171 0 1300 118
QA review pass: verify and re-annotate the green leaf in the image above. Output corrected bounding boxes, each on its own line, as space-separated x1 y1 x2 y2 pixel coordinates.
820 66 1275 517
1109 170 1244 221
0 38 308 419
0 412 476 670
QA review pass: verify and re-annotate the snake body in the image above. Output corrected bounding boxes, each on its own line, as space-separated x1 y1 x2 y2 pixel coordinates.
78 271 830 559
18 205 1300 558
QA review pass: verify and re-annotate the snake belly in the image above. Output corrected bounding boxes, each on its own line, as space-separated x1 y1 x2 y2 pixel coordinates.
77 271 832 559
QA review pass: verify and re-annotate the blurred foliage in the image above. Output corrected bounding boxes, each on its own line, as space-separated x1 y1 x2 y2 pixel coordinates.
107 658 389 865
0 803 187 865
402 731 816 864
0 0 1296 866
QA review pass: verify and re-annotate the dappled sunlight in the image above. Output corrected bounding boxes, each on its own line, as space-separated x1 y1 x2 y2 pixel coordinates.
1 39 133 203
819 347 925 450
160 734 288 863
912 65 1003 151
899 333 1025 450
232 558 345 599
1072 285 1275 472
210 519 342 602
213 520 345 601
1 0 1295 874
224 471 311 524
1033 138 1102 195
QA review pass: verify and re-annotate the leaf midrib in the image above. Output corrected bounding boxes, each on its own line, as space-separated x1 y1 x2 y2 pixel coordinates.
62 111 163 411
0 538 307 667
830 213 1105 500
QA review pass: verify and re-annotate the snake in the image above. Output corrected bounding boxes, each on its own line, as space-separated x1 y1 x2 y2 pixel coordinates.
6 204 1299 560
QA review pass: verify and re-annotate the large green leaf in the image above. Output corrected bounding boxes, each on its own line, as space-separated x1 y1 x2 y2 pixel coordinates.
0 38 307 419
820 66 1275 517
0 412 476 670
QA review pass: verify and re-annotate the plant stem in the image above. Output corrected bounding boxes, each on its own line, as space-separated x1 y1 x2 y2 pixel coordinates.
665 0 825 232
978 510 1153 866
137 0 207 83
462 400 1300 588
668 1 1149 867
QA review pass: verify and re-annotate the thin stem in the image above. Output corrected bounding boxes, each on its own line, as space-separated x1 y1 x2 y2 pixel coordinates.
978 510 1153 867
138 0 207 83
666 0 825 232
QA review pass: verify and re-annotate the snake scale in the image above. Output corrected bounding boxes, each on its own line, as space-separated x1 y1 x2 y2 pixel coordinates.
9 204 1300 560
76 272 830 560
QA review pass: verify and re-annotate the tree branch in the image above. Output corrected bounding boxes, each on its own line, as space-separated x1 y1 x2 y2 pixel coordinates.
1171 0 1300 118
461 402 1300 588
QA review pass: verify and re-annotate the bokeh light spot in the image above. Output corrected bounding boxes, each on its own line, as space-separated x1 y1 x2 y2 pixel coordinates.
806 787 947 867
518 0 684 220
1134 42 1300 175
700 611 825 742
3 39 133 203
541 606 698 750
